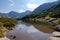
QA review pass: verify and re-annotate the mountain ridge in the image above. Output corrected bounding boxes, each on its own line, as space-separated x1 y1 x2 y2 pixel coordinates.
0 10 31 18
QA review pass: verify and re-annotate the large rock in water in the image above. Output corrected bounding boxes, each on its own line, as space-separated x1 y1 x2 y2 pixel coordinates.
48 31 60 40
6 23 50 40
54 25 60 32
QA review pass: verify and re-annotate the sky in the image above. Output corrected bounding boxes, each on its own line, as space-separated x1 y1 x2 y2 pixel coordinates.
0 0 58 13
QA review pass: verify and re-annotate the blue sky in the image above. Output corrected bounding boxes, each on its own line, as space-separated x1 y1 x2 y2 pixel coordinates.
0 0 57 13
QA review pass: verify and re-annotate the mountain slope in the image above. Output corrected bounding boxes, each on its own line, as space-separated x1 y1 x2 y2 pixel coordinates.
0 10 31 18
0 13 9 17
21 0 60 20
32 1 59 14
46 2 60 18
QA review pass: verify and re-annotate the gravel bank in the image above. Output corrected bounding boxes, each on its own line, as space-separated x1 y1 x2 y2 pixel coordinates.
0 37 10 40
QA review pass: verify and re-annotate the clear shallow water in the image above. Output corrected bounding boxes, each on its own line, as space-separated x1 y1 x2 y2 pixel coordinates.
6 22 50 40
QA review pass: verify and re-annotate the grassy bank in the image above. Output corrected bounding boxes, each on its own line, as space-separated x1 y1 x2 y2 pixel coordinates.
0 18 17 38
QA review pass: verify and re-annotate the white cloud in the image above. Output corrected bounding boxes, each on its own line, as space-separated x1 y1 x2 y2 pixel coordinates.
10 3 14 7
9 0 13 3
27 3 38 9
0 10 8 13
9 0 14 7
19 9 26 13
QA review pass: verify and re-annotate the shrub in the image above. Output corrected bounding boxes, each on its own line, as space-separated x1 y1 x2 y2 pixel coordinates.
3 22 12 27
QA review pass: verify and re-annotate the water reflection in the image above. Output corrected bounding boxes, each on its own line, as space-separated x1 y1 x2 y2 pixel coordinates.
6 22 50 40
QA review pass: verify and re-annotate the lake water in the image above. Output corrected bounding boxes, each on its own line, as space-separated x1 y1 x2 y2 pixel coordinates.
6 21 51 40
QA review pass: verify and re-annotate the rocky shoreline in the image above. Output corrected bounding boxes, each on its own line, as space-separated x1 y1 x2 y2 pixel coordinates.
0 37 10 40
